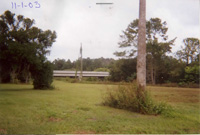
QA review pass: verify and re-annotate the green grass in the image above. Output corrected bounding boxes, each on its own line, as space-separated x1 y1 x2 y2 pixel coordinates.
0 80 199 134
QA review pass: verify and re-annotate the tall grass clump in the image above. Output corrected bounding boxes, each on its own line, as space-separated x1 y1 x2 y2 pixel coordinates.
103 83 172 115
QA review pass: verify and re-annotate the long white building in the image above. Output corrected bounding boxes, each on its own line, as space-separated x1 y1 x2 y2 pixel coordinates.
53 70 110 78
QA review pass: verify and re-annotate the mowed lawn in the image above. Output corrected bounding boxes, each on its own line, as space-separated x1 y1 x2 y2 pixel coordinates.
0 80 199 134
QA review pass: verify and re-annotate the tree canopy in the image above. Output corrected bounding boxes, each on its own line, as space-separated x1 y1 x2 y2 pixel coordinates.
114 18 175 57
53 57 115 71
115 18 176 84
0 10 56 89
176 38 199 65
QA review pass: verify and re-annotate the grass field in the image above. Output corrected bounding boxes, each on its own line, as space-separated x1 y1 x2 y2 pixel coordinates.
0 80 199 134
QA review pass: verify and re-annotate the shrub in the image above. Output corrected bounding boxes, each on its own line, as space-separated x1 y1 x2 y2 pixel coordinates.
94 68 110 72
86 77 98 82
103 83 172 115
160 82 199 88
32 61 54 89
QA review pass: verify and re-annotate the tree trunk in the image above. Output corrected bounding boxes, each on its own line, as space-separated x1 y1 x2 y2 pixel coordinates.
10 70 16 83
150 64 154 84
191 55 194 63
187 55 189 65
26 65 31 83
149 56 154 84
137 0 146 91
0 66 1 83
153 69 156 85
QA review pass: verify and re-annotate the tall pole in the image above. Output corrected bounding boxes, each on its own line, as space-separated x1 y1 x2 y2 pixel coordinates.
137 0 146 90
80 43 83 81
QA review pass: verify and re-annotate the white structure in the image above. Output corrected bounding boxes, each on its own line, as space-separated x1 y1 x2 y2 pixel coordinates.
53 70 109 78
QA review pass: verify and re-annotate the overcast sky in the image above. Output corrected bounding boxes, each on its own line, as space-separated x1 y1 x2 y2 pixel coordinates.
0 0 199 61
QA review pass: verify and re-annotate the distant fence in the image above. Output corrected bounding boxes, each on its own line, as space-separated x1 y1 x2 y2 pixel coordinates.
53 70 110 78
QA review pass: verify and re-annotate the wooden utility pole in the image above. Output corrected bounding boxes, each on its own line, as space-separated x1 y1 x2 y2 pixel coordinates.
137 0 146 91
79 43 83 81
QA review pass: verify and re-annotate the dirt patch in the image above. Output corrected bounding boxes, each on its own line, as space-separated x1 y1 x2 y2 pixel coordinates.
74 130 96 134
48 117 63 122
0 129 7 134
72 110 78 114
87 118 97 121
152 88 200 103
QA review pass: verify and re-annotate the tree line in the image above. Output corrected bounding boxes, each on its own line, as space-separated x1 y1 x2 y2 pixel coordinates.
0 10 199 88
111 18 199 86
53 57 115 72
53 18 199 86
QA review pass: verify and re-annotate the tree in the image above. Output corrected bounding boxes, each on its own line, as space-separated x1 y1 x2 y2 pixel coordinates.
53 59 67 70
154 56 185 84
184 65 199 84
137 0 146 90
176 38 199 65
175 38 199 85
0 10 56 89
65 59 73 69
109 58 137 82
115 17 176 84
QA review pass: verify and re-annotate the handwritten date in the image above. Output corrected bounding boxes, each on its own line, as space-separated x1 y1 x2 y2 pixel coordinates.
11 1 41 9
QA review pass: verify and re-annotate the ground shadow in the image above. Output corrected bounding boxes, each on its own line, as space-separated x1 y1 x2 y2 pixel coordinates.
0 88 34 92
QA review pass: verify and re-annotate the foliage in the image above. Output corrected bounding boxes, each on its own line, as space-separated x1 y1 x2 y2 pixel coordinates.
176 38 199 65
53 57 115 71
114 18 176 84
31 61 54 89
86 77 98 82
174 38 199 84
0 10 56 89
94 68 110 72
184 64 199 84
109 58 137 82
53 59 73 70
115 18 175 57
103 83 172 115
111 19 199 85
156 82 199 88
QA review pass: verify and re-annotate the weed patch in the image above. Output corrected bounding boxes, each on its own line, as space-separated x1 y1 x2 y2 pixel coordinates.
77 107 91 111
0 129 7 135
103 83 173 115
48 117 63 122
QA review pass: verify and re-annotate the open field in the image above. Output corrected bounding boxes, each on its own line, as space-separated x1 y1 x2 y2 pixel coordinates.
0 80 199 134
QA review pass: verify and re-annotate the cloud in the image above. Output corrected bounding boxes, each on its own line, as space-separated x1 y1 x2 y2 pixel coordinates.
147 0 199 52
0 0 199 61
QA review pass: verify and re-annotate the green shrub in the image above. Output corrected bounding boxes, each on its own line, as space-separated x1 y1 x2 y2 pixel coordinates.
70 79 78 83
32 61 54 89
126 73 136 82
65 77 71 82
94 68 110 72
86 77 98 82
103 83 172 115
161 82 199 88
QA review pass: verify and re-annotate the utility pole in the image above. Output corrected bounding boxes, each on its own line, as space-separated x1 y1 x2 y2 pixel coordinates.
137 0 146 91
79 43 83 81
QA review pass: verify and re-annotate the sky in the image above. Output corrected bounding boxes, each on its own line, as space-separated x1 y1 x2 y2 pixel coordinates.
0 0 199 61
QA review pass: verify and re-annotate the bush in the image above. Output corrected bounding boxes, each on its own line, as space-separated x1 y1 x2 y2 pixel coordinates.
103 83 172 115
86 77 98 82
109 58 137 82
94 68 110 72
126 73 136 82
32 61 54 89
160 82 199 88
